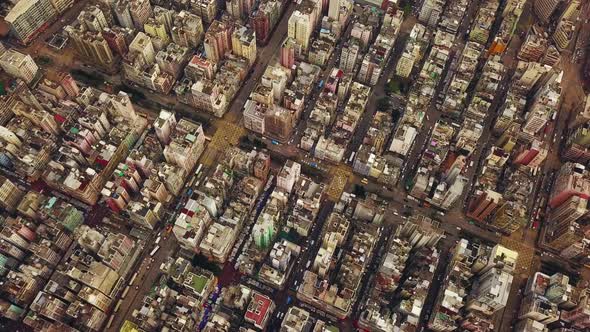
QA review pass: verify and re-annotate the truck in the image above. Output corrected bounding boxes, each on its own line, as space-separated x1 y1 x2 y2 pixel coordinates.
150 245 160 257
271 140 279 145
318 80 324 89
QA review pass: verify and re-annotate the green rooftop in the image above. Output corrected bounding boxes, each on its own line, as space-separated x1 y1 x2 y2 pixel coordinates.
120 320 140 332
326 326 339 332
46 197 57 209
191 274 208 294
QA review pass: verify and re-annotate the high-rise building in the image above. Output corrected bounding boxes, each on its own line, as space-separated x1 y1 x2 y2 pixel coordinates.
522 107 550 136
49 0 74 14
418 0 444 27
78 5 109 32
546 220 583 251
252 217 275 248
356 53 381 86
204 20 233 63
396 23 427 78
491 202 526 234
329 0 352 23
65 27 115 67
156 43 190 79
288 2 318 51
548 195 588 229
231 25 257 65
227 0 255 20
564 123 590 163
265 106 295 142
114 0 135 29
129 32 156 64
518 26 549 62
561 289 590 329
57 72 80 98
185 55 216 80
5 0 57 45
171 10 204 49
514 139 548 166
277 160 301 193
154 110 177 145
533 0 560 22
102 26 136 56
340 40 359 73
251 11 271 44
518 293 559 324
114 0 152 30
65 7 115 66
163 119 206 173
467 190 503 222
350 22 372 48
466 267 514 315
515 61 551 91
250 0 280 44
280 37 299 69
553 19 576 50
144 18 170 44
130 0 153 30
550 163 590 208
0 177 25 213
0 50 39 84
191 0 218 25
440 177 467 210
153 5 174 33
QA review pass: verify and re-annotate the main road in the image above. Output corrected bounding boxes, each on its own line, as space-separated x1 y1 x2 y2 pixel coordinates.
400 0 483 185
223 2 298 124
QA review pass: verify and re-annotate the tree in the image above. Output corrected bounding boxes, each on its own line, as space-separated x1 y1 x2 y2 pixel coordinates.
353 184 367 198
377 97 390 112
191 253 221 275
386 80 400 94
391 108 402 123
403 3 412 15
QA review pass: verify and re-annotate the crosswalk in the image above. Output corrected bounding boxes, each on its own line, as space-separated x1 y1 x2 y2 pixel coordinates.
200 121 246 166
500 237 535 277
326 166 352 201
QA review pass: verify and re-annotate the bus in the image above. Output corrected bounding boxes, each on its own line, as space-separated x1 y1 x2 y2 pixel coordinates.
129 272 138 286
155 236 161 245
121 286 130 299
114 300 123 313
348 152 356 163
150 245 160 257
106 315 115 329
195 164 203 175
204 136 211 142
